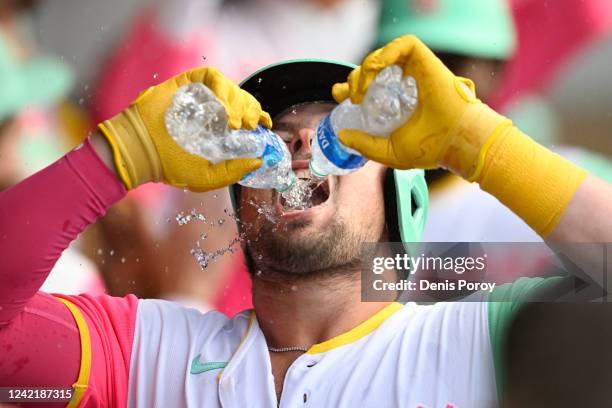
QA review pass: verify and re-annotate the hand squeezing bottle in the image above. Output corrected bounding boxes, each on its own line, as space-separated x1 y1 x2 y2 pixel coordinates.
165 82 296 191
309 65 418 176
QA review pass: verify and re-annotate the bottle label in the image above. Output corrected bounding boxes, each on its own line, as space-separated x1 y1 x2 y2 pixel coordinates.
241 126 283 182
258 127 283 167
316 114 366 170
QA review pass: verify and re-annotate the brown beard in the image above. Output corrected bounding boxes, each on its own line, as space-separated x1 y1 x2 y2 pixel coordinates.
244 208 382 280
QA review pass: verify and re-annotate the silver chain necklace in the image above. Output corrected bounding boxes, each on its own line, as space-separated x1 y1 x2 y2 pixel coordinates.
268 345 309 353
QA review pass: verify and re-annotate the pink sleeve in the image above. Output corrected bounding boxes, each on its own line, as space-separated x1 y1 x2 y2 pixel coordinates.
0 138 126 326
0 139 141 406
55 293 139 407
0 292 138 407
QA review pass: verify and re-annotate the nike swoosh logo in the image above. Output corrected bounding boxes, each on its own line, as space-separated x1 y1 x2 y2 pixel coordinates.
190 354 227 374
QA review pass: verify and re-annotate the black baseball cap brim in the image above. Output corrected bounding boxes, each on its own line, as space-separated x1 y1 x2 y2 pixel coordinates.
240 58 356 119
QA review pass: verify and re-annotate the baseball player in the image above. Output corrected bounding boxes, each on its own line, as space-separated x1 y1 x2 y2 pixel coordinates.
1 36 610 407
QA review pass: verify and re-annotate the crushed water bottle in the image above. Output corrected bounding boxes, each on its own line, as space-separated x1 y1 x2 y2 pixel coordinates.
165 83 296 191
309 64 418 176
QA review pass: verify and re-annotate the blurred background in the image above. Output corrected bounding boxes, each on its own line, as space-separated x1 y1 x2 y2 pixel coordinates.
33 0 612 156
1 1 612 405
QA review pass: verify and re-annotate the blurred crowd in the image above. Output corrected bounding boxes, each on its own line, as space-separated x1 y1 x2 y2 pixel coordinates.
1 0 611 314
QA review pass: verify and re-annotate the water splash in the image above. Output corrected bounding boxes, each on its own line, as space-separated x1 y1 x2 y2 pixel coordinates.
175 192 293 271
248 199 277 223
280 179 311 210
280 175 327 211
175 209 207 226
190 236 241 270
173 207 250 270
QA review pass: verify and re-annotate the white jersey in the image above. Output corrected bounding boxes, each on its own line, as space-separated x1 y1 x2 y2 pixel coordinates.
127 278 553 407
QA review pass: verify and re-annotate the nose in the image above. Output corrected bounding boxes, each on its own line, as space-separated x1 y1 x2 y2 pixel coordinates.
289 128 314 158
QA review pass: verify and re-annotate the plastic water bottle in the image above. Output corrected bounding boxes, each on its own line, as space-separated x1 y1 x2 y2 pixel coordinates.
165 83 296 191
309 65 418 177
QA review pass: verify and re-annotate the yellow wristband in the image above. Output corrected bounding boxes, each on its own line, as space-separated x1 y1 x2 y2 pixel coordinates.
474 127 588 237
98 105 162 190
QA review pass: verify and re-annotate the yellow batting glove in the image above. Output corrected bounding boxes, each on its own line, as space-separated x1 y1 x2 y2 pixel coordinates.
334 35 587 237
332 34 510 178
98 67 272 191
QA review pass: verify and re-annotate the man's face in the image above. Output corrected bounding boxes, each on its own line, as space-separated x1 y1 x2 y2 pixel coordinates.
238 102 387 277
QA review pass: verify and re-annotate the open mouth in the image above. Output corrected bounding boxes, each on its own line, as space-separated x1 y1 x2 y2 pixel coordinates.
307 178 331 207
278 168 332 213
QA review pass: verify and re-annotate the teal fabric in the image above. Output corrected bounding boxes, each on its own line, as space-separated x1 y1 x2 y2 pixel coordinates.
377 0 516 59
0 33 72 121
395 168 428 245
487 276 565 403
576 150 612 183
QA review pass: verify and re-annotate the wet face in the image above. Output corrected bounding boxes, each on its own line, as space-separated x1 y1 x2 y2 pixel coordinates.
238 103 387 278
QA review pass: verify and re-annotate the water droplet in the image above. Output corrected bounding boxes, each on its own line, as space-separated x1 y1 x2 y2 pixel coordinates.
218 219 225 226
153 73 159 79
257 77 263 83
248 200 278 223
291 285 298 292
213 194 218 199
201 56 207 61
256 270 262 276
78 98 85 105
175 209 207 226
84 84 89 91
97 248 103 255
135 258 140 263
109 250 115 256
121 257 126 263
